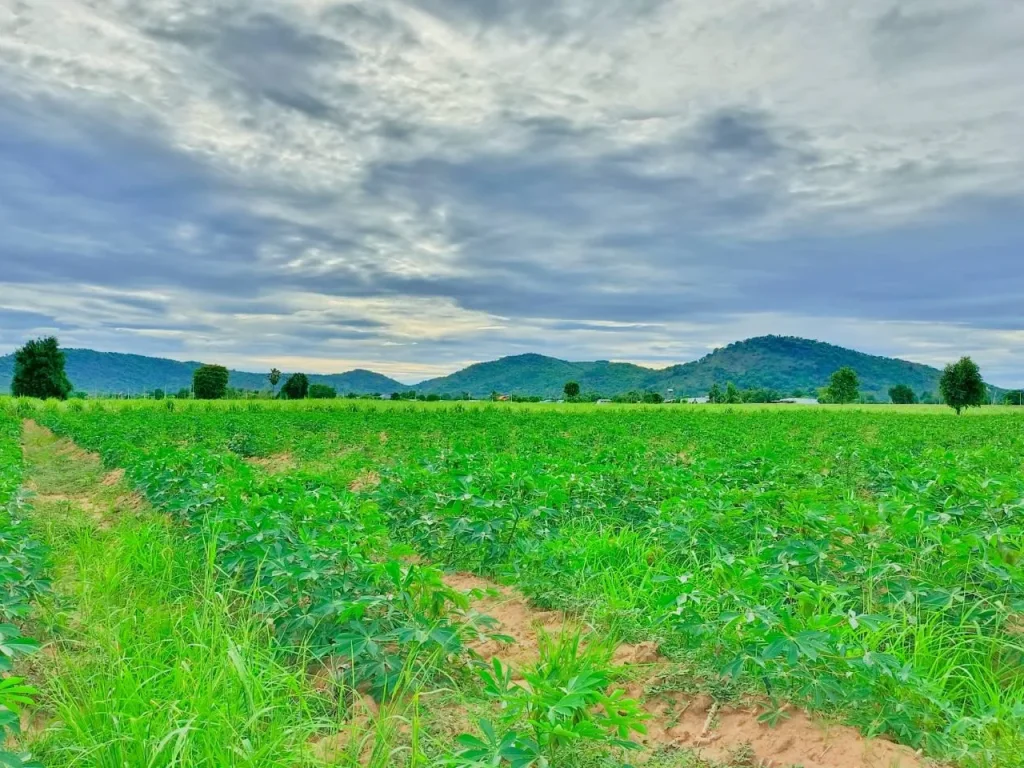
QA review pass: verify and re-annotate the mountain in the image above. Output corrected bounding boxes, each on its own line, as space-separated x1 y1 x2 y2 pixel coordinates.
0 336 977 400
0 349 404 396
417 336 950 399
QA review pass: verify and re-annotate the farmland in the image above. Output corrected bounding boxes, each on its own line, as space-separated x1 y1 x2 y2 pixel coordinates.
1 399 1022 767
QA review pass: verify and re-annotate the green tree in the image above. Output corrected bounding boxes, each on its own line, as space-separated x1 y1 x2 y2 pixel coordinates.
308 383 336 399
725 382 741 404
280 373 310 400
825 367 859 404
708 383 723 403
192 365 229 400
152 389 166 401
268 368 282 392
11 336 73 400
888 384 917 404
563 381 580 399
939 357 986 415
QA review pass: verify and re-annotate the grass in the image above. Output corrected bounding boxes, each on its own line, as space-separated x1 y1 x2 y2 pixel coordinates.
21 423 332 767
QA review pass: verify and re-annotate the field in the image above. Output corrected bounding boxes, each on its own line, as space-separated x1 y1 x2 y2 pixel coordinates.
0 399 1022 768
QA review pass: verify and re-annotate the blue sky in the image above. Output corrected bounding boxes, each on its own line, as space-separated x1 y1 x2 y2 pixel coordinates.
1 0 1023 385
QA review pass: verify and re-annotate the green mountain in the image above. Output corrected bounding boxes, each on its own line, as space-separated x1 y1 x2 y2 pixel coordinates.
0 349 404 396
0 336 982 400
418 336 952 399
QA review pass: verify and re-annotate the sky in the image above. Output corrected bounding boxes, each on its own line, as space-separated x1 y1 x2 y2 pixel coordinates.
1 0 1023 385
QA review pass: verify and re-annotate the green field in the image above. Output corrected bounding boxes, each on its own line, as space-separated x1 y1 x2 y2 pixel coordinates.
1 399 1022 767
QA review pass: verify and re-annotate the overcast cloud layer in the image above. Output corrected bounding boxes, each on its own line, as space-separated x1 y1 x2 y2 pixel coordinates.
1 0 1023 384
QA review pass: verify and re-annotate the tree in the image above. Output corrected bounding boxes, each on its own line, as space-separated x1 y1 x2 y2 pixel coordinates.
563 381 580 399
888 384 917 405
725 382 741 404
308 383 336 399
268 368 282 392
11 337 74 400
708 383 723 404
152 389 166 401
193 365 229 400
825 367 859 404
939 357 986 415
280 373 310 400
175 388 191 400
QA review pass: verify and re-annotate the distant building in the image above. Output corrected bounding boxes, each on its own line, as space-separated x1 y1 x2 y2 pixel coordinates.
688 396 710 404
777 398 821 405
596 399 612 404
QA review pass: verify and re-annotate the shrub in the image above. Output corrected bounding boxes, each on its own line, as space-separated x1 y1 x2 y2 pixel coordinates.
308 384 337 400
889 384 917 404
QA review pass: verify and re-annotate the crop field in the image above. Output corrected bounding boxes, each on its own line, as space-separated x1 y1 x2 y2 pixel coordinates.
0 399 1022 768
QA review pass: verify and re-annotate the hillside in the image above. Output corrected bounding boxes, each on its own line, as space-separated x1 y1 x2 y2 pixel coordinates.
418 336 948 399
0 336 973 400
0 349 404 396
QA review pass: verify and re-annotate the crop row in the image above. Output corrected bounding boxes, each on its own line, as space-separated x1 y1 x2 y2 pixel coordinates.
0 408 47 768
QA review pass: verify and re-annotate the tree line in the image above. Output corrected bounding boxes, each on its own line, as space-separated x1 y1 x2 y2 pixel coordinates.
4 336 1011 414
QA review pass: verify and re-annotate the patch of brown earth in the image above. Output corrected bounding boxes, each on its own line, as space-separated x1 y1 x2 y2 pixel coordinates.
29 492 110 530
101 468 125 486
443 572 574 666
444 571 930 768
243 453 297 474
348 470 381 493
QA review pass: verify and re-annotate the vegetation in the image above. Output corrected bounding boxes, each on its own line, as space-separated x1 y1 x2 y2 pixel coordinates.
940 357 987 415
308 383 337 399
7 336 996 401
268 368 282 392
821 366 860 404
563 381 580 399
889 384 917 404
1003 390 1024 406
0 406 47 767
279 373 310 400
192 364 230 400
10 337 72 401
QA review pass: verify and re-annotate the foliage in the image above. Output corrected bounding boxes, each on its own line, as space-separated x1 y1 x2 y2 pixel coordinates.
34 401 1024 766
447 631 646 767
279 373 310 400
888 384 917 404
940 357 987 415
308 383 337 400
562 382 580 400
1003 390 1024 406
822 367 859 404
152 388 165 401
0 412 48 767
268 368 282 390
707 383 723 403
10 337 73 401
192 365 229 400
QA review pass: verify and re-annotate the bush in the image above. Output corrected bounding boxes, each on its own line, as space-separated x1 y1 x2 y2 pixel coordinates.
308 384 337 400
889 384 917 404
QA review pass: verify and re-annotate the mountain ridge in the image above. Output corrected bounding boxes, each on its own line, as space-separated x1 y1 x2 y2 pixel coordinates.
0 336 980 399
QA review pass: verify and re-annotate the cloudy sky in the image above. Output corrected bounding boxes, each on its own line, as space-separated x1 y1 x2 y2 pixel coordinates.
1 0 1023 384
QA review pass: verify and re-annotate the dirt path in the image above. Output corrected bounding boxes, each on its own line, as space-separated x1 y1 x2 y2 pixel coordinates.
443 572 931 768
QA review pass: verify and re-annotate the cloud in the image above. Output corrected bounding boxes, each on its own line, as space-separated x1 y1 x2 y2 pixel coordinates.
1 0 1023 384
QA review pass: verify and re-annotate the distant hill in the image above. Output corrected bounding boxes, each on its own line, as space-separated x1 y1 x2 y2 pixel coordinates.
0 336 983 400
0 349 404 396
417 336 951 399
